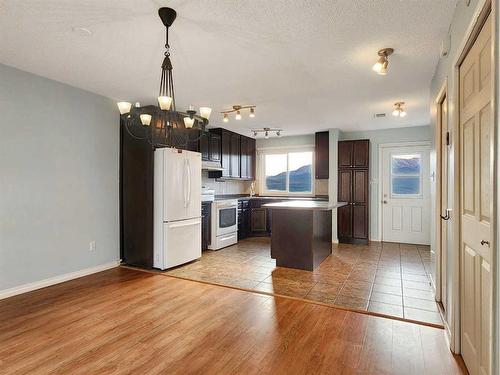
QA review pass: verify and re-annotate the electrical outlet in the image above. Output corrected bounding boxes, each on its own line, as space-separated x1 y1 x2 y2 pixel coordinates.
89 241 96 251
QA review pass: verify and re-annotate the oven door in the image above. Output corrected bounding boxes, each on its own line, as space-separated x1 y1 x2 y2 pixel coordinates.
216 203 238 236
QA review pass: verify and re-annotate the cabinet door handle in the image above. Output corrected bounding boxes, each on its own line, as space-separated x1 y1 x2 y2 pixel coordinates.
481 240 490 247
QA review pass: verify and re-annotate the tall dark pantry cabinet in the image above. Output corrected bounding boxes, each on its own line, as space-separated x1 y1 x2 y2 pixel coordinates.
337 140 370 244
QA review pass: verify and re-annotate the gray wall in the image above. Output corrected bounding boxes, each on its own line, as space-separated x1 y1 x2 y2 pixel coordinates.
0 63 120 291
339 125 431 240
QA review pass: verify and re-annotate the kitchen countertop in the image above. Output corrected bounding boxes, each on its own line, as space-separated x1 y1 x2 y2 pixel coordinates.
262 201 347 211
214 195 328 201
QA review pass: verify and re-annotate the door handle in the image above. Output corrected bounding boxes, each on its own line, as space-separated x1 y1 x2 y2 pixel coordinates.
440 209 451 221
481 240 490 247
382 200 388 204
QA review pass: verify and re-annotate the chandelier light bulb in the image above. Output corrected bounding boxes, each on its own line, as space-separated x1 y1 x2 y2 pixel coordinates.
223 113 229 122
235 110 242 120
392 109 400 117
158 96 173 110
140 114 152 126
117 102 132 115
200 107 212 120
135 102 141 108
183 117 195 128
249 108 255 118
400 110 407 117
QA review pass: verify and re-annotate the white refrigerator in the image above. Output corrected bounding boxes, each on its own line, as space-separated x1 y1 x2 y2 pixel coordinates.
153 148 202 270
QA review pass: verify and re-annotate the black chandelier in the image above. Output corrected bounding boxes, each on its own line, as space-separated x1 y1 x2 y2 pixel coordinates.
117 7 211 147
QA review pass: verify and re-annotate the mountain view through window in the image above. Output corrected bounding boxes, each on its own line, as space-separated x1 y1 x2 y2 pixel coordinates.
264 152 313 193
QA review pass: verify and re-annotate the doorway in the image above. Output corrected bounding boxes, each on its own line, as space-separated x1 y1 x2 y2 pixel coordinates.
434 89 450 313
380 143 431 245
458 11 493 375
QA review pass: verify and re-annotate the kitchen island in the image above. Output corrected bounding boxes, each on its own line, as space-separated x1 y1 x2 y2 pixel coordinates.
263 201 347 271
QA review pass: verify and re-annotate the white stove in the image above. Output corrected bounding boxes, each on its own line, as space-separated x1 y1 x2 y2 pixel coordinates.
208 198 238 250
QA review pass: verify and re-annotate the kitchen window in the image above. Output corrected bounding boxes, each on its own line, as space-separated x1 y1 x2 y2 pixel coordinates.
259 149 314 195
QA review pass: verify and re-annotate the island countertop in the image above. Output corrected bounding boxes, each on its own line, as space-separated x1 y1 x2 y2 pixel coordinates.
262 201 347 211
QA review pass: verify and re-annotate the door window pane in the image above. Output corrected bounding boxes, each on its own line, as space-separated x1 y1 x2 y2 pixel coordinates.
265 154 287 191
392 154 421 175
288 152 313 192
392 176 420 194
391 153 422 196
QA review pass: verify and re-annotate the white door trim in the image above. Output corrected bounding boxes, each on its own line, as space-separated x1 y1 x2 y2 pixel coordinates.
434 79 448 314
377 141 431 244
446 0 497 371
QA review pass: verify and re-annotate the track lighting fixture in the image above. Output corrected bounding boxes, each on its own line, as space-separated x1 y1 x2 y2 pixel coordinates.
221 105 256 122
372 48 394 75
251 127 282 138
392 102 407 117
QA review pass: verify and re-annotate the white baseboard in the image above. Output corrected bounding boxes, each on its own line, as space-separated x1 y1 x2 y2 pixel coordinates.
332 238 339 244
0 260 120 300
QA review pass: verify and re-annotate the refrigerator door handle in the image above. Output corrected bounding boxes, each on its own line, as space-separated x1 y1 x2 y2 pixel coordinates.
187 158 192 207
168 218 201 228
183 158 188 208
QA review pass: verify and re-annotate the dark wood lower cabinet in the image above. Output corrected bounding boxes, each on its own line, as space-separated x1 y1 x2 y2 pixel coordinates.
251 208 267 234
337 140 370 244
202 202 211 251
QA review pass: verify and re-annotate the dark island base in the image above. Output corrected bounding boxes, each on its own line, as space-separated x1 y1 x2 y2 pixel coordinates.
270 209 332 271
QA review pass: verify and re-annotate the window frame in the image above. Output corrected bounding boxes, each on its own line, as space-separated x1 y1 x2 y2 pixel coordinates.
257 146 315 196
390 152 423 198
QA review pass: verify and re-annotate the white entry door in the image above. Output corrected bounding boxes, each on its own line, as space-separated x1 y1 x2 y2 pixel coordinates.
381 145 430 244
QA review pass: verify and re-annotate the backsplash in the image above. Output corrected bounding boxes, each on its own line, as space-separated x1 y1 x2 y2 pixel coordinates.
202 172 252 195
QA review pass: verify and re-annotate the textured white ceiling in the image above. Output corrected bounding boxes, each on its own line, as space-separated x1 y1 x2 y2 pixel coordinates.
0 0 457 136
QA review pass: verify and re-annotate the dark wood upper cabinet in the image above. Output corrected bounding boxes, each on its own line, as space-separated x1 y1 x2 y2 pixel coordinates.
209 133 221 162
353 140 369 168
240 136 248 179
247 137 255 179
221 130 231 177
230 133 241 178
315 131 329 179
208 128 255 180
338 139 369 168
239 136 256 180
338 141 354 168
338 140 370 244
199 131 210 161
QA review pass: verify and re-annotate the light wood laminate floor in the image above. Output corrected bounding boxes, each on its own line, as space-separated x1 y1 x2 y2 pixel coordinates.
166 238 443 326
0 267 465 375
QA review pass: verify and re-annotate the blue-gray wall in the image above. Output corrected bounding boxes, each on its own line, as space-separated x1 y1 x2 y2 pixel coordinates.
0 63 120 292
340 125 431 240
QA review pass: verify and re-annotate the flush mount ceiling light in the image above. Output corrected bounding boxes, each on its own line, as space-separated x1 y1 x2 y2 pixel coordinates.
252 127 282 139
392 102 407 117
116 7 211 147
221 105 256 122
372 48 394 75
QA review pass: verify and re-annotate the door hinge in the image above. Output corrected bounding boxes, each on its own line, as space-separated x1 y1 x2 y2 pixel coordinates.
446 131 450 146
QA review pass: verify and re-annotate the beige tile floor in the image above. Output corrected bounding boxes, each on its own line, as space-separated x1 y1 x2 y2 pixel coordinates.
165 237 443 326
